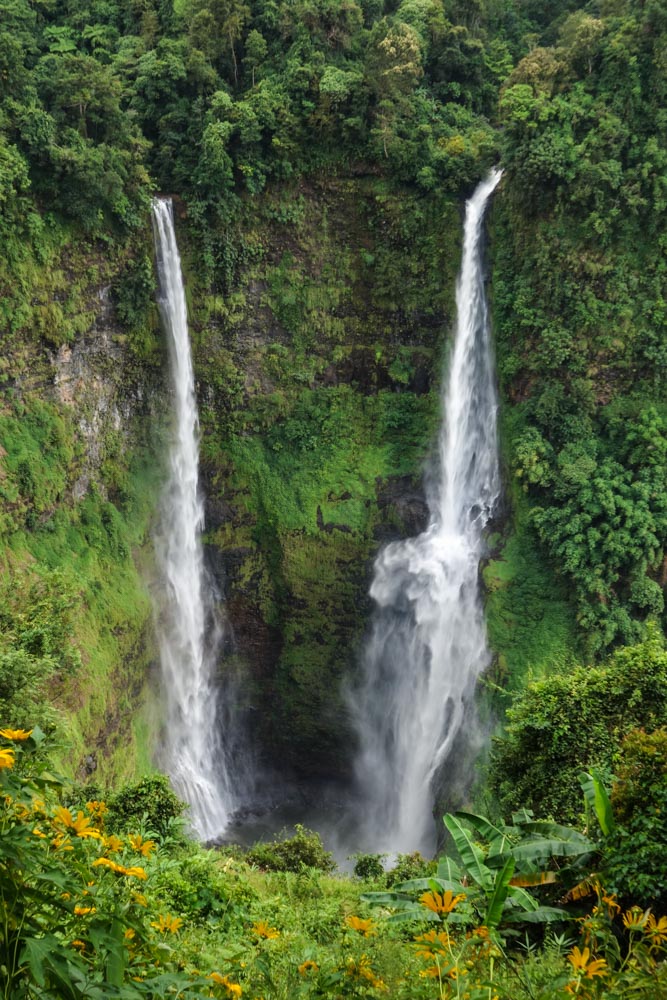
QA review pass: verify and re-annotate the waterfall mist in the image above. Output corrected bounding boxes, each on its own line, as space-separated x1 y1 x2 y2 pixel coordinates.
348 169 502 855
151 198 239 840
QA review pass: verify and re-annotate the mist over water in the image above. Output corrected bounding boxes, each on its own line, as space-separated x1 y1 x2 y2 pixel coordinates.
348 169 503 855
151 198 236 840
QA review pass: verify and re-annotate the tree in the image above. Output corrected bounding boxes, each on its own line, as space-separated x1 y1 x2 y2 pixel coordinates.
490 632 667 824
243 28 267 86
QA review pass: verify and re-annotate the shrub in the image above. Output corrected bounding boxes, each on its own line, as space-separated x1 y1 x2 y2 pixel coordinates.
351 852 386 880
489 632 667 824
245 825 335 873
385 851 434 887
604 727 667 910
105 774 185 839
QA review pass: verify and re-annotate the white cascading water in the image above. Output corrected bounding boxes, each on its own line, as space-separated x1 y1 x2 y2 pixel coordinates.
152 198 232 840
349 169 502 855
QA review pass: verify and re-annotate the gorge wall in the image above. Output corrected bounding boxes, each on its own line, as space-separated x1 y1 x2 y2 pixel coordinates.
0 230 165 781
2 0 666 807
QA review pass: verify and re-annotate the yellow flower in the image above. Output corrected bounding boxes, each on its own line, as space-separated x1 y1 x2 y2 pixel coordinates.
0 748 15 769
129 834 156 857
50 835 74 851
92 858 147 880
414 928 453 959
86 800 107 815
419 889 466 915
345 954 386 990
252 920 280 939
123 865 148 880
622 907 649 931
0 728 33 741
151 914 183 934
104 834 124 853
448 966 468 979
124 928 136 940
568 946 591 973
74 905 96 916
601 892 621 917
345 915 376 936
71 940 86 952
298 960 319 976
53 807 102 839
646 913 667 945
209 973 242 996
567 946 608 979
472 925 490 939
93 857 124 873
131 891 148 907
32 828 47 839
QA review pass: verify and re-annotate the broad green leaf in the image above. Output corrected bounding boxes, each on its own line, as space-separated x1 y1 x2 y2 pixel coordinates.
106 917 126 988
387 907 440 923
504 905 572 923
486 833 516 865
436 855 462 882
29 725 46 746
391 878 435 891
454 810 509 842
443 813 492 890
511 837 594 862
579 770 615 837
361 891 412 906
507 885 540 911
34 869 74 889
33 771 64 788
22 936 53 987
511 822 595 861
521 821 594 841
484 856 515 929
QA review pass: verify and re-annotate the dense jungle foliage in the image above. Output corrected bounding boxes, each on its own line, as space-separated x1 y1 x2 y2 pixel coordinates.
1 0 667 994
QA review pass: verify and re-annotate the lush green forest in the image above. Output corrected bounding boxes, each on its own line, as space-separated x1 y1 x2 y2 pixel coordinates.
1 0 667 994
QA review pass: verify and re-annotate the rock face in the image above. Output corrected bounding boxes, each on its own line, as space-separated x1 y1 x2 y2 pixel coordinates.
50 292 146 500
0 232 165 784
185 175 462 778
0 175 463 788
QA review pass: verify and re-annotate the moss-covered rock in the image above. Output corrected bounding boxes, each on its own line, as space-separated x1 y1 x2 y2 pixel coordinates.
186 175 460 775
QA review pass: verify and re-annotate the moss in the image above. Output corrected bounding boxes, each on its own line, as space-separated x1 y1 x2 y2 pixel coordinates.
183 175 460 775
483 400 582 699
0 215 165 783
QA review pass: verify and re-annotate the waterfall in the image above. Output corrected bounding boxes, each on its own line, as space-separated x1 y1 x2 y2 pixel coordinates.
349 169 502 855
151 198 233 840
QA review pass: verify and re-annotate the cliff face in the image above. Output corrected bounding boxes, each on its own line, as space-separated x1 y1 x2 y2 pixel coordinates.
0 231 165 782
185 174 460 777
0 176 463 786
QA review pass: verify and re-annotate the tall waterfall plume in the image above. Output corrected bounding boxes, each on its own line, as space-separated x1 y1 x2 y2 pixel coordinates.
151 198 234 840
349 169 502 855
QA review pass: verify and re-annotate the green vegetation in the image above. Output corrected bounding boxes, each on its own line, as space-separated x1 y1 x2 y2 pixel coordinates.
0 384 162 780
2 0 667 993
2 730 667 999
2 0 664 771
489 632 667 824
494 0 667 656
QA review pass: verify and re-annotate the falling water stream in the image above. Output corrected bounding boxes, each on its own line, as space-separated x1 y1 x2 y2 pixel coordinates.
152 198 233 840
349 170 503 855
